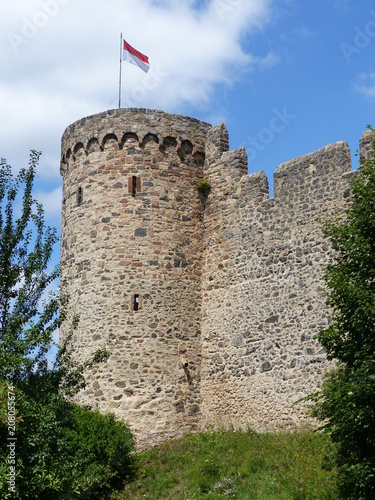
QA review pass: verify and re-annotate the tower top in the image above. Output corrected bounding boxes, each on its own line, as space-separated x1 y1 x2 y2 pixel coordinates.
60 108 212 176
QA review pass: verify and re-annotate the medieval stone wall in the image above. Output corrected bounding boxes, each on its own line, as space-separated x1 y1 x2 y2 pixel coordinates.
201 127 353 430
60 108 372 448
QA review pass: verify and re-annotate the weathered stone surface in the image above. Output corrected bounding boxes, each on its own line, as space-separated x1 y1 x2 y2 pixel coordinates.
134 228 147 237
60 107 374 449
199 128 362 434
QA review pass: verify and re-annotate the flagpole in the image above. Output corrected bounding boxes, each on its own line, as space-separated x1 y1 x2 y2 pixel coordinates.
118 33 123 109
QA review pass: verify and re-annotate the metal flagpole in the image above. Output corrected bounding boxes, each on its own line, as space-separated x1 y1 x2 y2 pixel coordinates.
118 33 123 109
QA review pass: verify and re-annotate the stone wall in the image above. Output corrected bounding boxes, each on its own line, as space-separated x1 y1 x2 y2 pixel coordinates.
200 125 353 431
60 108 373 448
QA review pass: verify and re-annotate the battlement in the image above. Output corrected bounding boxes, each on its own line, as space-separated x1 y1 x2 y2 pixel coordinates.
240 170 270 200
204 124 355 212
360 128 375 160
273 140 352 209
59 108 374 449
60 108 211 176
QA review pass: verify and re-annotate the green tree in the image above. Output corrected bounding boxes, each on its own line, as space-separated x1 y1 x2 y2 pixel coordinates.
312 129 375 499
0 153 135 499
0 151 59 381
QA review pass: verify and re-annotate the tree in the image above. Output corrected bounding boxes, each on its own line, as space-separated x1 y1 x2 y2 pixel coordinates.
312 128 375 499
0 151 59 381
0 153 135 499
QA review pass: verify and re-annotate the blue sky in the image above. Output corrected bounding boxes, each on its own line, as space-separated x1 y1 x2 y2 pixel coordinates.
226 1 375 189
1 0 375 319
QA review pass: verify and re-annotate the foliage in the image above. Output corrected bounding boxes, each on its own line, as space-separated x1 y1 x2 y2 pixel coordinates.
0 153 135 499
196 176 211 196
311 127 375 499
120 428 338 499
0 331 134 499
0 378 135 499
55 313 110 397
0 151 59 382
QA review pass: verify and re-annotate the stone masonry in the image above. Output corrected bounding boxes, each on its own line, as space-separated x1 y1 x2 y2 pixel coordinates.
60 108 373 449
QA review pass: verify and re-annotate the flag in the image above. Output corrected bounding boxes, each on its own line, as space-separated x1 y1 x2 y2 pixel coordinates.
122 39 150 73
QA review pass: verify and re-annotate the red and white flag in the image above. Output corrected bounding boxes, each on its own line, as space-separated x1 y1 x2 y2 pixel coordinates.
122 39 150 73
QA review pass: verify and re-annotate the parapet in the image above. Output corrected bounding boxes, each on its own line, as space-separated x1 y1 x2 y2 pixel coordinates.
273 141 352 208
205 122 230 163
360 129 375 161
204 123 248 199
60 108 212 175
240 170 269 201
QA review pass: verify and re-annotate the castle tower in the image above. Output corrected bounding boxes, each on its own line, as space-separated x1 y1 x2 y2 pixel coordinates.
60 108 211 448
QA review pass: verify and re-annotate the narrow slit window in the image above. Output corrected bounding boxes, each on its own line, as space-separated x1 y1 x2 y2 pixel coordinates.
133 294 139 311
77 186 83 206
129 176 141 197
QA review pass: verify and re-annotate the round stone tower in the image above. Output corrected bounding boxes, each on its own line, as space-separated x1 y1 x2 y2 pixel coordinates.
60 108 211 448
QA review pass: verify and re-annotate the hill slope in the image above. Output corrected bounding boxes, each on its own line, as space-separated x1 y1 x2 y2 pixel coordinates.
120 428 338 499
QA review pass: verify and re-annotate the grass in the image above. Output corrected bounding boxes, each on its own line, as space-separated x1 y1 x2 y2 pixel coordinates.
118 428 339 499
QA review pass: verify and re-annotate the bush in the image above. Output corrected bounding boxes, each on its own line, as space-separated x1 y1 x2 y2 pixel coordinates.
0 378 135 499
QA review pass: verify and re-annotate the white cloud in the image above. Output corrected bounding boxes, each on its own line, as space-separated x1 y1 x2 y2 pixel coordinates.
292 25 318 40
257 51 280 69
35 186 62 219
356 72 375 98
326 0 350 11
0 0 276 183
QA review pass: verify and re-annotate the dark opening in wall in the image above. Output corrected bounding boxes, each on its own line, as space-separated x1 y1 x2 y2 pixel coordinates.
129 176 141 197
133 294 140 311
77 186 83 205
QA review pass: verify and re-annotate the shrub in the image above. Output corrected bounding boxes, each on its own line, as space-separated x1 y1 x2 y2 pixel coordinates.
0 378 135 499
196 177 211 196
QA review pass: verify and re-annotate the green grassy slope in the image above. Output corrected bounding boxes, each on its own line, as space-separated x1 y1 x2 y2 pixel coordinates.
119 428 338 499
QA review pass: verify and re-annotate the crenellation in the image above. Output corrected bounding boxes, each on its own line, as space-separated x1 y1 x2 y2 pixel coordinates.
273 141 352 208
60 108 374 449
360 129 375 160
239 170 270 203
60 108 211 177
205 122 230 163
